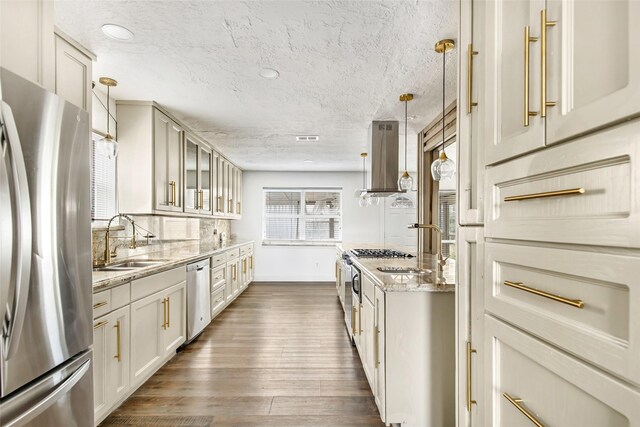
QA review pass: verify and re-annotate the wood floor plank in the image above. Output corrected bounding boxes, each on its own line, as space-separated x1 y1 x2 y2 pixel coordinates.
100 283 384 426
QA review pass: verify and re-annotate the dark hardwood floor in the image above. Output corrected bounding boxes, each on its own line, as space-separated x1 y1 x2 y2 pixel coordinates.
100 283 384 426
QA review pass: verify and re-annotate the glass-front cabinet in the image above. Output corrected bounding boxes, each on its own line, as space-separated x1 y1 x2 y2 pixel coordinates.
184 133 214 215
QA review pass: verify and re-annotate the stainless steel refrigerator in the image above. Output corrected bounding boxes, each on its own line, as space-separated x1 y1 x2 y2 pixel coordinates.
0 68 93 426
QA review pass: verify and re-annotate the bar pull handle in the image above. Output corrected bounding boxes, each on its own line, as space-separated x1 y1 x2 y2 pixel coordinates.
351 306 357 336
504 280 584 309
167 297 171 327
503 393 546 427
250 255 253 270
237 201 241 214
161 298 168 329
93 320 108 329
466 342 477 411
228 199 232 212
374 327 380 366
524 26 539 126
358 304 363 335
217 196 222 212
540 9 557 117
114 320 121 362
200 190 204 210
467 44 479 114
169 181 176 206
504 187 585 202
243 259 247 273
93 301 108 309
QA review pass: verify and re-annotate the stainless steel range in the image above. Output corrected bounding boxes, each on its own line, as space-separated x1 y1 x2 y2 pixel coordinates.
349 248 414 259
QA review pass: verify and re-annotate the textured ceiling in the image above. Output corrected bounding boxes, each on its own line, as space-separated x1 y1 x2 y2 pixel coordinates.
55 0 458 171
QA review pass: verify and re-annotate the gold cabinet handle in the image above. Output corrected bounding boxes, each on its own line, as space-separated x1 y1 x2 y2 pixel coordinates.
228 199 232 212
524 26 539 126
540 9 557 117
504 280 584 309
200 190 204 210
114 320 121 362
217 196 222 212
503 393 545 427
374 327 380 366
232 264 237 280
237 201 241 214
250 255 253 270
243 259 247 273
351 306 357 336
167 296 171 327
161 298 168 329
169 181 176 206
94 320 108 329
466 342 477 411
93 301 108 309
467 44 479 114
358 304 363 336
504 187 585 202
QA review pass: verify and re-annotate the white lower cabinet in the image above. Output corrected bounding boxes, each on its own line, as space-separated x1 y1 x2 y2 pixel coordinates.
485 315 640 427
93 306 130 424
373 286 385 421
130 281 186 388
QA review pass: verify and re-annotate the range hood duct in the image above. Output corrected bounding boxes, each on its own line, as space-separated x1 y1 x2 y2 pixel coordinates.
360 121 405 197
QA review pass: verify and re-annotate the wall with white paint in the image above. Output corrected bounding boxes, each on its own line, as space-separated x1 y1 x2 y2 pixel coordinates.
233 171 384 282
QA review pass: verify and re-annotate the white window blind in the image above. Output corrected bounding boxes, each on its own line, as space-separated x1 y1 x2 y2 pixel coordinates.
263 189 342 244
91 133 117 219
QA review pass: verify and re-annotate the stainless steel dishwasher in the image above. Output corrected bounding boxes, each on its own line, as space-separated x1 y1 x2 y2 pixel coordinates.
185 259 211 343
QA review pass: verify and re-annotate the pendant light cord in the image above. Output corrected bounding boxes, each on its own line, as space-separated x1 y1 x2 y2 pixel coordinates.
441 47 446 154
106 85 110 135
404 99 408 171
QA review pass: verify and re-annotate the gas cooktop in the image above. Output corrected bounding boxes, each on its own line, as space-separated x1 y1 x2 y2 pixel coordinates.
349 249 414 259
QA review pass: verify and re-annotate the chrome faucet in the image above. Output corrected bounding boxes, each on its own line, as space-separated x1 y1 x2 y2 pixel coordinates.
104 214 137 265
407 223 448 284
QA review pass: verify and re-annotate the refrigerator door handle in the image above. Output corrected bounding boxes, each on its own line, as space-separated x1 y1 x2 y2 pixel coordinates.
0 100 32 360
4 359 91 427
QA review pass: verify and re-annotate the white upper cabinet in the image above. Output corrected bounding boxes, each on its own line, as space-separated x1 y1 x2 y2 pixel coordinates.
458 0 486 225
545 0 640 145
484 0 546 165
54 32 93 112
0 0 54 91
154 110 184 213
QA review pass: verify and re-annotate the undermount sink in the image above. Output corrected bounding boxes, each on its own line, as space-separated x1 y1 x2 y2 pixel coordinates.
93 259 168 272
377 267 431 275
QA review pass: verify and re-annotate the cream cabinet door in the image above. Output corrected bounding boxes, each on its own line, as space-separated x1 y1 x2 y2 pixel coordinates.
163 282 186 355
154 110 183 212
107 306 130 407
92 315 110 422
459 0 486 225
248 253 254 283
545 0 640 145
225 261 234 301
130 291 164 388
362 295 375 390
200 145 212 215
457 227 484 427
183 134 200 214
374 287 385 421
484 0 546 165
54 34 91 111
236 169 243 217
484 316 640 427
0 0 54 90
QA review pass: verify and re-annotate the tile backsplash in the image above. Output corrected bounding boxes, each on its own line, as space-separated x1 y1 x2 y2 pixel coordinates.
92 215 231 265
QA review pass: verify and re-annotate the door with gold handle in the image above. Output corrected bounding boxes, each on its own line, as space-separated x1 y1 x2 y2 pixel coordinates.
524 26 539 126
114 320 121 362
467 44 479 114
540 9 556 117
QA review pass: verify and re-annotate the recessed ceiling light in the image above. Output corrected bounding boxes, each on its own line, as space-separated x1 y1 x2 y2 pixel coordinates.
214 131 228 137
296 135 319 142
407 115 417 121
259 68 280 80
101 24 134 41
303 159 314 163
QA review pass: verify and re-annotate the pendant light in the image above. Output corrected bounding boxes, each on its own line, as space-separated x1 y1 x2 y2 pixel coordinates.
358 152 371 207
97 77 119 159
398 93 414 191
430 39 455 181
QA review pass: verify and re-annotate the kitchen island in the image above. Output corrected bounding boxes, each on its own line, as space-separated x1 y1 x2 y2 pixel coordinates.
336 243 455 427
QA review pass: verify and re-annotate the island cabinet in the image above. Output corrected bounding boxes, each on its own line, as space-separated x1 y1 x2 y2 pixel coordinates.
356 271 455 427
130 269 186 389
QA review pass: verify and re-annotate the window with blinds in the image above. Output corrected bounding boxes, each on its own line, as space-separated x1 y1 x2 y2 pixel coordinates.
91 133 117 220
263 189 342 244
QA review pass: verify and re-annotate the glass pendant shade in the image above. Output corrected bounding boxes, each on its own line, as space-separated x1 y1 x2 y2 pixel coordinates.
431 151 455 181
98 133 119 159
392 195 414 209
358 194 371 208
398 170 413 191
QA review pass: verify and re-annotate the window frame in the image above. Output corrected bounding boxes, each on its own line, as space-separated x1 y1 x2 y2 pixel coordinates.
262 187 343 246
91 131 118 223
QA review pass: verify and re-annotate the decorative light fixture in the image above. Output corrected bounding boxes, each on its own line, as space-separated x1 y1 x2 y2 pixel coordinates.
357 152 371 207
258 68 280 80
101 24 134 41
97 77 119 159
398 93 414 191
431 39 456 181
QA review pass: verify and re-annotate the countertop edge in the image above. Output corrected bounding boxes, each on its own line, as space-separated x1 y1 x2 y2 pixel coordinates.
92 240 255 293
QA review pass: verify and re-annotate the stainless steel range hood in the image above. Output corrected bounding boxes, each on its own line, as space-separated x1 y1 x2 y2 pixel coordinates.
359 120 405 197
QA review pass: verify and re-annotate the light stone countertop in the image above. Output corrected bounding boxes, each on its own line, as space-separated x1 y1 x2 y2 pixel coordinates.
92 239 254 293
337 243 455 293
